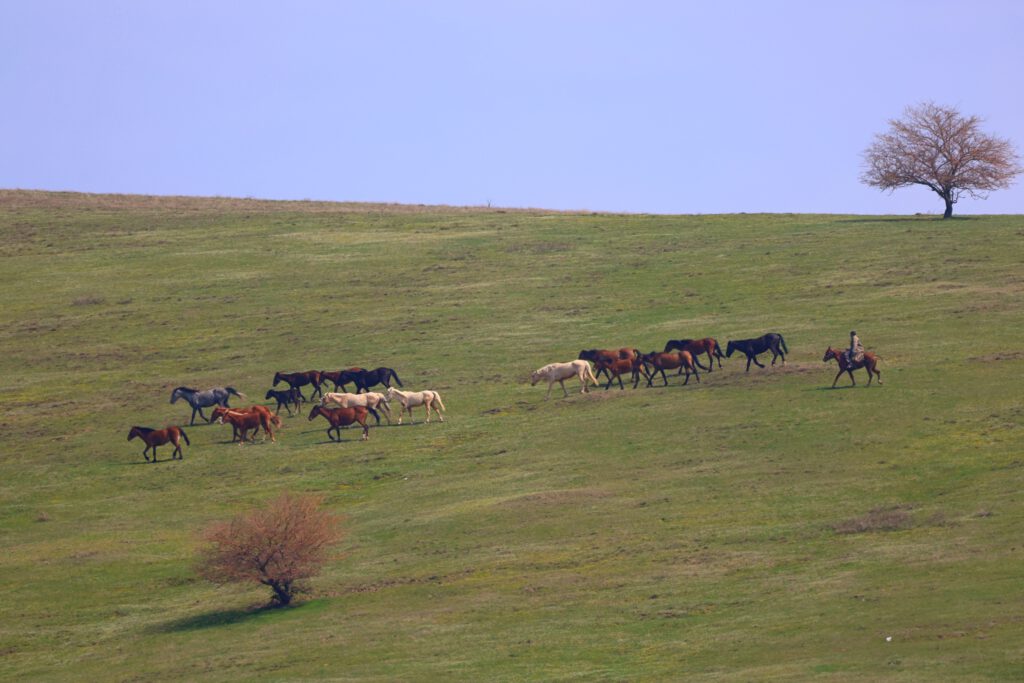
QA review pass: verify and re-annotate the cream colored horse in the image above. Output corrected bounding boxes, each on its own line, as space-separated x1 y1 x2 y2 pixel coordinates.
320 391 393 424
385 387 446 424
530 360 600 399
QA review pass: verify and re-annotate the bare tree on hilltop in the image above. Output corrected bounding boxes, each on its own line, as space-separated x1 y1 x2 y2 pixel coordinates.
861 102 1022 218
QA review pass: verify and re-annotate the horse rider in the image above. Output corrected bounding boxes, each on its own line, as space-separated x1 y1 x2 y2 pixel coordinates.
847 330 864 366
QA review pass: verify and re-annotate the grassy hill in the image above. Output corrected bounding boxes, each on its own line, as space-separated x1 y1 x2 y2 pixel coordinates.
1 190 1022 681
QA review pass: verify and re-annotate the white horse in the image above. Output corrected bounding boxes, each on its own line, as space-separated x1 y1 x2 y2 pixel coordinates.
320 391 393 424
385 387 446 424
530 360 599 399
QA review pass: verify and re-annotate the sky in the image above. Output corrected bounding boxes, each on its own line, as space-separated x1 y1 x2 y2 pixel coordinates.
3 1 1023 214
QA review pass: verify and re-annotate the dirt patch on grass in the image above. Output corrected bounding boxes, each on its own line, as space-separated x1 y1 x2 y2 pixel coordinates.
833 505 914 534
968 351 1024 363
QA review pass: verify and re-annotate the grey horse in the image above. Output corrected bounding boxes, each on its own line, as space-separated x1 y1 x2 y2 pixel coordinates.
170 386 245 424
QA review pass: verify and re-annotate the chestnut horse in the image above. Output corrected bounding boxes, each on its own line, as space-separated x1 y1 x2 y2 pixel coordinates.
212 405 281 442
823 346 882 388
308 405 370 441
641 351 701 386
579 348 641 380
272 371 324 401
214 406 277 444
594 355 647 390
663 338 723 371
128 426 190 462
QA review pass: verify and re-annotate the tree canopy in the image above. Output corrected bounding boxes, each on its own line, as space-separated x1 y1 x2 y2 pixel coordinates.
861 102 1021 218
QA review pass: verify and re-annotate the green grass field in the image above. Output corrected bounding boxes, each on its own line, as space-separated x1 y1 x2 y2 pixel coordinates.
1 190 1022 681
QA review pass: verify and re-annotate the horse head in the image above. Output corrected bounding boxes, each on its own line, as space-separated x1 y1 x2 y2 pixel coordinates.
308 405 322 421
725 341 736 357
265 389 275 400
272 372 284 386
823 346 838 363
170 387 194 404
578 349 595 361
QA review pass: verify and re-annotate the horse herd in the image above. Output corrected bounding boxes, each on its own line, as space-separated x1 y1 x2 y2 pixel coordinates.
127 366 447 462
531 333 792 398
531 332 881 397
128 334 882 462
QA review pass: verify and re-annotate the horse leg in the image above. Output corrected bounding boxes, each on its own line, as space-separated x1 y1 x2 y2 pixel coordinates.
752 353 765 369
434 399 445 422
831 368 843 388
560 379 569 397
190 406 198 425
745 356 752 372
361 423 369 441
660 368 669 386
848 369 856 386
142 445 151 462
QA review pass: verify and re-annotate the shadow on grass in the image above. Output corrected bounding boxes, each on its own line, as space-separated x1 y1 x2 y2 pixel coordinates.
154 599 327 633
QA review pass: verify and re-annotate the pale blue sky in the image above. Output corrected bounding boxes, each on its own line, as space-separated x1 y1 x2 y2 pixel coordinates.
3 1 1023 214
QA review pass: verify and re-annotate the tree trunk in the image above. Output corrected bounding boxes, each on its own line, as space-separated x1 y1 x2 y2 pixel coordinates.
943 196 954 219
266 579 293 606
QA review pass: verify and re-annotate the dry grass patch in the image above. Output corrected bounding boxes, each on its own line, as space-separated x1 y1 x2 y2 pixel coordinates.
833 505 914 534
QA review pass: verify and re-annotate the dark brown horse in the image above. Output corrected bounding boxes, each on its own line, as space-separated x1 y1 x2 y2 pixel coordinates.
641 351 701 386
128 426 190 462
594 355 647 390
212 405 281 442
265 388 302 416
726 333 789 372
663 338 723 371
823 346 882 388
321 367 366 392
272 370 324 401
308 405 370 441
214 407 277 444
579 348 641 380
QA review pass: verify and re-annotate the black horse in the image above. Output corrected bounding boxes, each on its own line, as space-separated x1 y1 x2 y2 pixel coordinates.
725 333 789 372
265 388 302 416
170 386 244 424
334 367 403 394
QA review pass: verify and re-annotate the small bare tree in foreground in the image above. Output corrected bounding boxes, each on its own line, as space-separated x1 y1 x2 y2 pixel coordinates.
198 493 343 607
861 102 1022 218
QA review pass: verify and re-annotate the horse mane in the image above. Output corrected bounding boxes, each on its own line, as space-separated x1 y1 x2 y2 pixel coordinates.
131 426 155 434
172 386 198 393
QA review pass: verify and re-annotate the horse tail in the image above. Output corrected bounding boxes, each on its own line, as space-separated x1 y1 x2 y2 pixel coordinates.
271 414 283 428
432 392 446 412
391 369 404 387
779 335 789 354
584 363 600 386
226 387 246 399
179 428 191 446
713 339 725 358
